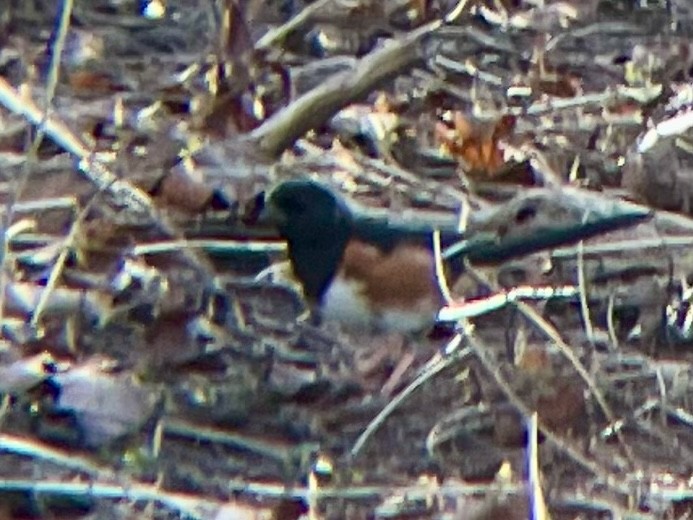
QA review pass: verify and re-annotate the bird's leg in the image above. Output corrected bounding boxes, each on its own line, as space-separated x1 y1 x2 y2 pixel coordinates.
379 336 416 398
346 330 413 395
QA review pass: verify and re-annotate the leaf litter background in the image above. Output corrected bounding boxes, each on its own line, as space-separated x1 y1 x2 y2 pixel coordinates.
3 0 693 518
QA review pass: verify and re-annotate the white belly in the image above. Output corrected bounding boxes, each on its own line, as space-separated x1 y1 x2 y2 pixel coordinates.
321 277 436 334
321 278 372 328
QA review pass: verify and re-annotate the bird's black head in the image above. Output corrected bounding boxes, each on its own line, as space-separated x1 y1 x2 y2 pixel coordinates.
265 179 353 244
264 179 353 301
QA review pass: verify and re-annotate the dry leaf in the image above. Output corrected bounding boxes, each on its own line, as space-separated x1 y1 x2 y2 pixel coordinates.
55 362 159 446
436 112 516 178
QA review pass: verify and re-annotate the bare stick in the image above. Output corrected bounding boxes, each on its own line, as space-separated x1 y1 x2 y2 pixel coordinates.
0 78 154 215
250 19 444 157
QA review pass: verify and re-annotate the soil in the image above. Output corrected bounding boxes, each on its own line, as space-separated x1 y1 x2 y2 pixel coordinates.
2 1 693 519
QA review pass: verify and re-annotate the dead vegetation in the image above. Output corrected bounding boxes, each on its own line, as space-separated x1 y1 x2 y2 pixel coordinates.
2 0 693 518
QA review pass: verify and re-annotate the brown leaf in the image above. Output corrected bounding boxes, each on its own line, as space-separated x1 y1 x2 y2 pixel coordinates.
436 112 516 179
151 163 216 213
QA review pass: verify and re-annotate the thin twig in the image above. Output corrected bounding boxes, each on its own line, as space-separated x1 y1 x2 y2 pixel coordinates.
0 79 218 307
606 293 619 351
255 0 333 50
433 230 453 304
0 479 219 520
0 0 73 339
0 78 153 215
162 418 299 465
350 337 471 457
43 0 73 112
465 263 635 465
0 433 111 477
465 326 633 497
515 300 635 465
30 193 100 326
132 239 286 256
577 234 595 344
552 234 693 258
527 413 549 520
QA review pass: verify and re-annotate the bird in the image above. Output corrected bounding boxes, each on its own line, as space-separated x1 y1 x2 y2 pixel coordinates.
256 179 650 335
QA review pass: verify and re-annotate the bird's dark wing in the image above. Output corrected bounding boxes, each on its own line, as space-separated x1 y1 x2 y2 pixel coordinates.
445 188 652 263
349 188 651 266
350 215 462 251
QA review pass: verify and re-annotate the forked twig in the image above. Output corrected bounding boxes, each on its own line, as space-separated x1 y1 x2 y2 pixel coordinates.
250 1 472 157
465 325 633 497
350 337 471 457
462 263 636 466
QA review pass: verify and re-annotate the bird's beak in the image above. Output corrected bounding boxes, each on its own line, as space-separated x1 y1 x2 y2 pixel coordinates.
444 188 652 263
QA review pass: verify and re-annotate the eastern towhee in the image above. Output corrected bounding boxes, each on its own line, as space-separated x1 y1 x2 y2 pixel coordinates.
257 179 650 334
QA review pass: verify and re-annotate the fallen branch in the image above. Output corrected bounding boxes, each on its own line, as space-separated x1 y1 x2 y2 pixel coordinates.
249 0 472 157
